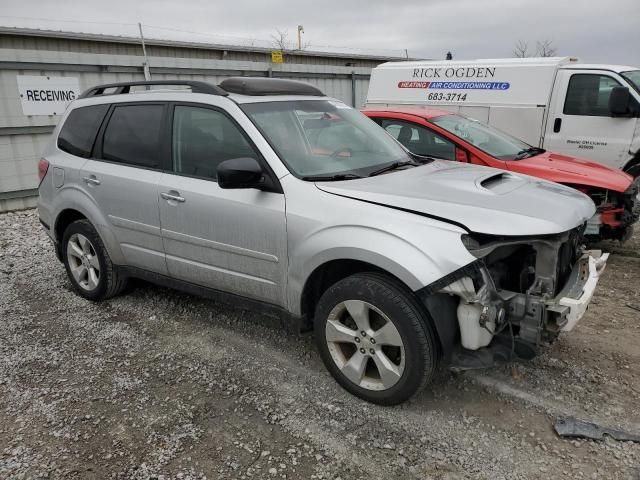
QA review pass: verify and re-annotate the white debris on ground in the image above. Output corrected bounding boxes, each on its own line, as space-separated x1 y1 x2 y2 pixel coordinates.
1 209 639 479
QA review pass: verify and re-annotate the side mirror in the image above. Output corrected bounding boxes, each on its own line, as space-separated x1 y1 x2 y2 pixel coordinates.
455 147 469 162
217 157 264 189
609 86 630 116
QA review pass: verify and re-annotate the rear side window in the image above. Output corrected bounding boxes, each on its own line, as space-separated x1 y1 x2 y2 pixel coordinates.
564 74 621 116
102 104 164 168
57 104 109 158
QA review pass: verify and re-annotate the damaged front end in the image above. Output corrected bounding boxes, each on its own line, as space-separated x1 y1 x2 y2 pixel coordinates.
421 226 608 370
584 182 640 242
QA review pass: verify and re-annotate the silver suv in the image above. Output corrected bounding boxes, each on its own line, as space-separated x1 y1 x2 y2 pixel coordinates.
38 78 607 405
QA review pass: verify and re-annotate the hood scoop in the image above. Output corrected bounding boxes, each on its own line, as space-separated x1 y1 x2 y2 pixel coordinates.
478 172 522 194
480 172 509 189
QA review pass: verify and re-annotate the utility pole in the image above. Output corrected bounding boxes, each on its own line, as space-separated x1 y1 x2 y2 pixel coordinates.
138 22 151 80
297 25 304 50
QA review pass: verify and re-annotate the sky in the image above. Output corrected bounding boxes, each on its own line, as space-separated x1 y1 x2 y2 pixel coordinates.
1 0 639 65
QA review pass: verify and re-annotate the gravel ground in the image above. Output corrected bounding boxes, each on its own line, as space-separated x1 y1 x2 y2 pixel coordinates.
1 209 639 480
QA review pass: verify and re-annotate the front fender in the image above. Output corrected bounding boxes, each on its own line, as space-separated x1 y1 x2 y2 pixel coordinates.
287 223 475 316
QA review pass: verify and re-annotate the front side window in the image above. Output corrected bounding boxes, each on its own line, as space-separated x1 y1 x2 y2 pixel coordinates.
172 106 259 180
431 114 536 161
241 100 412 178
58 104 109 158
381 119 455 161
102 104 164 168
564 74 622 116
621 70 640 95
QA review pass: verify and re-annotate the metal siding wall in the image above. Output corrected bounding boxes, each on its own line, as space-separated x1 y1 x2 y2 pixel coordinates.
0 43 376 211
0 133 50 193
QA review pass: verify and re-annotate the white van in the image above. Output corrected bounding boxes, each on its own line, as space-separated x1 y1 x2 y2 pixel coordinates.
366 57 640 176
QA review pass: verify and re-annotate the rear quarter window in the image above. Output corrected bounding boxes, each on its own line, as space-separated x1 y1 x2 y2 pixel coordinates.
57 104 109 158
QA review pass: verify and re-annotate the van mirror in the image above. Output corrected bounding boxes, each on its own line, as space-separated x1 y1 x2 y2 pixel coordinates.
217 157 264 189
609 86 631 116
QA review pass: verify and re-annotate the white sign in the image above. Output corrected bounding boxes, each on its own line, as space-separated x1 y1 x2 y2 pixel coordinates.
17 75 80 116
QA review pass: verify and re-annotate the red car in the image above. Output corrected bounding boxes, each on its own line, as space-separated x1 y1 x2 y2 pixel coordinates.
363 107 639 242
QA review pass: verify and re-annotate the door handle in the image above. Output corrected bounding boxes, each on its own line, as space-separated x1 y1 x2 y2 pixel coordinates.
553 118 562 133
161 192 185 203
82 175 101 186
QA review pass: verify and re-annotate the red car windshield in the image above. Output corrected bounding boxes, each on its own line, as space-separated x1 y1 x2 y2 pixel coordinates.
432 114 540 161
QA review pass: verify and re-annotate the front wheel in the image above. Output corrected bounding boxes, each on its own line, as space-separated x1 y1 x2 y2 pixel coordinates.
314 273 438 405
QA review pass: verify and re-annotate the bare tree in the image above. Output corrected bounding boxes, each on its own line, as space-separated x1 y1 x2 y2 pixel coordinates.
513 39 557 58
535 39 557 57
270 29 292 51
513 40 530 58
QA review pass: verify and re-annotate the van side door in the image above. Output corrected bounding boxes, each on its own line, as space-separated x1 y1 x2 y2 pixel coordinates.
157 102 287 307
544 69 638 168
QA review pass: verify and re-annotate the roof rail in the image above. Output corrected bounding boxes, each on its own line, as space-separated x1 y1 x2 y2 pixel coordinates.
78 80 228 99
219 77 324 96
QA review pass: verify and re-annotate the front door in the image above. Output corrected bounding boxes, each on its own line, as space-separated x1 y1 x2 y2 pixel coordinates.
378 118 457 161
544 70 638 169
158 103 287 306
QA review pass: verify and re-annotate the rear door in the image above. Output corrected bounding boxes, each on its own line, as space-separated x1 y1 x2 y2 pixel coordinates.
157 102 287 306
80 102 168 274
544 69 637 168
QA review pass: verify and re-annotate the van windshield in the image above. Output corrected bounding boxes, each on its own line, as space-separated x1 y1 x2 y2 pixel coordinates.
621 70 640 94
241 99 414 179
431 114 542 161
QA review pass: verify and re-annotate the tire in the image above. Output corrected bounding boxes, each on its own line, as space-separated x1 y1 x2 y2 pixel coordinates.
61 219 127 301
314 272 438 405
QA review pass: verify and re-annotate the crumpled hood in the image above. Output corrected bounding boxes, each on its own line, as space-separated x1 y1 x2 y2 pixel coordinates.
507 152 633 193
316 161 596 236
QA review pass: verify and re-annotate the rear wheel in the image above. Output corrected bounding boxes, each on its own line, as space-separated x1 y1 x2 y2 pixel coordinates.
314 273 438 405
62 219 127 301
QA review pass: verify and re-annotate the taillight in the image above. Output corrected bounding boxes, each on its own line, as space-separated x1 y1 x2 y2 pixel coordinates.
38 158 50 185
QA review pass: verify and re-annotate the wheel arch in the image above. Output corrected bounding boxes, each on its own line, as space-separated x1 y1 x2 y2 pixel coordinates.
51 187 124 264
623 153 640 177
300 258 458 361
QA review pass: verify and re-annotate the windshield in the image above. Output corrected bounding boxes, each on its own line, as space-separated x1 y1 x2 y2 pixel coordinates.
621 70 640 95
431 114 537 160
241 99 412 178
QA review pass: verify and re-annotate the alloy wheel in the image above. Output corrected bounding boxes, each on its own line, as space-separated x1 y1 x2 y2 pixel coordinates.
66 233 100 291
325 300 405 391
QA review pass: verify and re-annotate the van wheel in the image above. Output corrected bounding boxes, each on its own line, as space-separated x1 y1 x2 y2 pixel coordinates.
61 219 127 301
314 273 437 405
624 156 640 179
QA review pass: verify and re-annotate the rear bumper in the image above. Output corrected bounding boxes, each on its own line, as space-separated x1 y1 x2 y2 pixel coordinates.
38 213 61 262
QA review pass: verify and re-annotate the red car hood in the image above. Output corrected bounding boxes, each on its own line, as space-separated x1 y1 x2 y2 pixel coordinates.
506 152 632 193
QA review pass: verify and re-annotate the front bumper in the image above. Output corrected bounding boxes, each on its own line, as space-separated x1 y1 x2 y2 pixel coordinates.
557 250 608 332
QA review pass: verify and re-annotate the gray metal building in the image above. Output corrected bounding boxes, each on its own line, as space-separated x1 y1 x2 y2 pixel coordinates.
0 27 408 211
